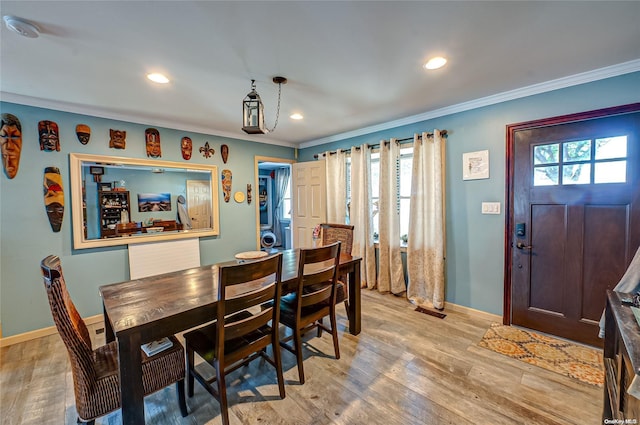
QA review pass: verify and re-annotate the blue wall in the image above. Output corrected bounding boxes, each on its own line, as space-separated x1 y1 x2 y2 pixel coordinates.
299 72 640 317
0 102 294 337
2 72 639 337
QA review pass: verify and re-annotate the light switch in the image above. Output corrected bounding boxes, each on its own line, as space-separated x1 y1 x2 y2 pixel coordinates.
481 202 501 215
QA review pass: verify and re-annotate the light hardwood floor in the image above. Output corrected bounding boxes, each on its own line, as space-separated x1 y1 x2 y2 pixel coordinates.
1 290 602 425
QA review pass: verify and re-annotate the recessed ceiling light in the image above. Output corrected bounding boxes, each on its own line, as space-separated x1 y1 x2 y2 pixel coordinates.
147 73 170 84
290 113 304 120
3 15 40 38
424 57 447 70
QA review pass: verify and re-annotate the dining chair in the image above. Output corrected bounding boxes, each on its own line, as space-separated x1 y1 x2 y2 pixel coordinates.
183 253 285 425
40 255 188 425
276 241 342 384
320 223 354 307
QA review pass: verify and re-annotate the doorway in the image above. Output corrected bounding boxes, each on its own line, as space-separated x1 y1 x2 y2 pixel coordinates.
255 156 294 251
505 104 640 347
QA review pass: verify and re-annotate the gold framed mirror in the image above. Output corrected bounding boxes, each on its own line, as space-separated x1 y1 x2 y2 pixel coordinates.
70 153 220 249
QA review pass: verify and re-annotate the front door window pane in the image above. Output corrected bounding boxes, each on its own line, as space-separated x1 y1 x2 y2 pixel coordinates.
563 140 591 162
534 144 559 165
534 166 559 186
563 164 591 185
595 161 627 183
595 136 627 160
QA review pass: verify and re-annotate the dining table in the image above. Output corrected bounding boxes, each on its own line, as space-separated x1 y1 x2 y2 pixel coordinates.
99 249 362 424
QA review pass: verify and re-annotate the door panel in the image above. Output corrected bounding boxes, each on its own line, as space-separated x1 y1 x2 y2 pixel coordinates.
291 160 326 248
529 204 567 314
508 106 640 347
186 180 211 229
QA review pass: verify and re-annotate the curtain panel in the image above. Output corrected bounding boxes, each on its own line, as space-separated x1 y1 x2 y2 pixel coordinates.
350 145 377 289
325 149 347 223
378 138 406 294
407 130 446 309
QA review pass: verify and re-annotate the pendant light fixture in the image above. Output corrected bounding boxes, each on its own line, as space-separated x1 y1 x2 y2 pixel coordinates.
242 76 287 134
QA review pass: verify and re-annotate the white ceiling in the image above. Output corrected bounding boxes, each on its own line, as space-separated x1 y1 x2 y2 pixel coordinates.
1 1 639 148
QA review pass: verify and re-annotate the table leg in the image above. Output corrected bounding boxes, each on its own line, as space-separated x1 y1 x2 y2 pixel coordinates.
118 332 145 424
347 264 361 335
103 304 114 343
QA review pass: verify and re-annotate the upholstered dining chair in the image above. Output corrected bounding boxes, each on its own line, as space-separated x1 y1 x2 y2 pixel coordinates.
320 223 354 308
275 242 342 384
184 253 285 425
40 255 188 425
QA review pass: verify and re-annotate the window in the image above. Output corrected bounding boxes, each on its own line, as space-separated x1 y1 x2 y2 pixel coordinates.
347 145 413 242
533 135 628 186
282 178 292 220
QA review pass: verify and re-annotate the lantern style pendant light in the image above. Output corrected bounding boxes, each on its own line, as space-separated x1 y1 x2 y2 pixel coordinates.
242 76 287 134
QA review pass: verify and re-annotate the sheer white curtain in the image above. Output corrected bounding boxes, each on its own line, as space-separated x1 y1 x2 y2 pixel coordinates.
325 149 347 223
407 130 446 309
378 139 406 294
350 144 376 289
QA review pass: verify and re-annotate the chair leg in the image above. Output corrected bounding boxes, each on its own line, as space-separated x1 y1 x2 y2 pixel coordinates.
187 346 195 397
215 362 230 425
293 327 305 384
272 329 286 399
330 311 340 360
317 317 323 337
176 379 188 417
77 419 94 425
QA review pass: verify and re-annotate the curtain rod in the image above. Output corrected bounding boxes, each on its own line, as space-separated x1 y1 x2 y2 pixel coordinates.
313 130 447 159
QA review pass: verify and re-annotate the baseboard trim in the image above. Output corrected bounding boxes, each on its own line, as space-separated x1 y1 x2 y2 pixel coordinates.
0 315 104 348
445 302 502 323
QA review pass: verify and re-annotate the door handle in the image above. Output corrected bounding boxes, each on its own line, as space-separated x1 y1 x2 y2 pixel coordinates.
516 242 533 250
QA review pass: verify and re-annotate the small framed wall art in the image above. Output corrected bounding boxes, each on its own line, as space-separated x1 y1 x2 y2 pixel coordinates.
462 150 489 180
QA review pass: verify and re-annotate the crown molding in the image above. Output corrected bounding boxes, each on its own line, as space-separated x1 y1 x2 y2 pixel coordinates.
299 59 640 149
0 93 296 148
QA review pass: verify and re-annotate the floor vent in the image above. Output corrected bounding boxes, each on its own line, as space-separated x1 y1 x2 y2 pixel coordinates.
415 306 446 319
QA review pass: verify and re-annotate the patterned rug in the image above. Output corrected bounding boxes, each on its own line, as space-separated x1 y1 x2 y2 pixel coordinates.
478 323 604 387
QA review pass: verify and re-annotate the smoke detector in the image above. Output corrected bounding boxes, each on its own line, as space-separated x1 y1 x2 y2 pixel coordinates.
3 16 40 38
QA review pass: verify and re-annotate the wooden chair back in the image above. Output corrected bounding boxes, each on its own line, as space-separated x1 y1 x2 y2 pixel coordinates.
185 253 285 425
216 253 283 363
321 223 353 255
296 242 341 312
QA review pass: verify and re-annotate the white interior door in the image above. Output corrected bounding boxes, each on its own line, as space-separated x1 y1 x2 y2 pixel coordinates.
186 180 211 229
291 160 326 248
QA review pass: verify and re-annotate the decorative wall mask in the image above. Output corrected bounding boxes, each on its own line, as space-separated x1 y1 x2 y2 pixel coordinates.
0 113 22 179
221 169 232 202
38 120 61 151
145 128 161 158
247 184 252 204
199 141 214 158
221 144 229 164
43 167 64 232
109 129 126 149
180 137 193 160
75 124 91 145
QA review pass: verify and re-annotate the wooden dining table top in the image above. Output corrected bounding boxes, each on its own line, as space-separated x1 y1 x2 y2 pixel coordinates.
99 249 360 340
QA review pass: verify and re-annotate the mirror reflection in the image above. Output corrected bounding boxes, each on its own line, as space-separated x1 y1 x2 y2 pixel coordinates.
70 153 219 249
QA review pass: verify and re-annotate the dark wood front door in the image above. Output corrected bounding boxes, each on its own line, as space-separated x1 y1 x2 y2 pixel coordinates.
506 104 640 347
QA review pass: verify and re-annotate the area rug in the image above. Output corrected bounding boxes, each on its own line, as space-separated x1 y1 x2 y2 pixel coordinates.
478 323 604 387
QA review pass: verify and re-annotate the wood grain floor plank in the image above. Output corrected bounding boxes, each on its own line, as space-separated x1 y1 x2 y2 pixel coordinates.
0 290 602 424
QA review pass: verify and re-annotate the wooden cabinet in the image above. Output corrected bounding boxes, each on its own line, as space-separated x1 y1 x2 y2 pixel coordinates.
603 290 640 422
99 191 131 238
